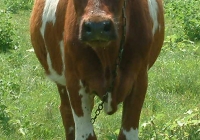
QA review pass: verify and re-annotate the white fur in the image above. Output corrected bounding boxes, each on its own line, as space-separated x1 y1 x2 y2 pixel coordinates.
104 92 113 113
48 40 66 86
67 81 94 140
68 126 74 134
47 52 66 86
60 88 65 94
60 40 65 70
40 0 59 38
94 0 100 7
122 128 139 140
40 0 66 86
148 0 159 35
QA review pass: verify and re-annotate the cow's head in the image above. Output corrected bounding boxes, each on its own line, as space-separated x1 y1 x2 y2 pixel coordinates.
72 0 126 115
73 0 124 47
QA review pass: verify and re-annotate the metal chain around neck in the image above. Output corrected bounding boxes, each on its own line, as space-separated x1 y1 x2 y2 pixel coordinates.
91 0 127 124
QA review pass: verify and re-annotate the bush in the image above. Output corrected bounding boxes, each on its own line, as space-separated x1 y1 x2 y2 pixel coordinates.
0 76 22 135
140 108 200 139
183 1 200 41
0 79 14 135
165 0 200 41
3 0 33 13
0 10 15 52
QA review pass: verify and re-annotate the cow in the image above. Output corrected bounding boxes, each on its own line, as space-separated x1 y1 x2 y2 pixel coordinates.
30 0 164 139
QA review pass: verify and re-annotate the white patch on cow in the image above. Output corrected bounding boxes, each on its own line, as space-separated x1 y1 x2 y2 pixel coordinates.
104 92 113 114
67 81 94 140
40 0 66 86
47 40 66 86
47 53 66 85
40 0 59 38
122 128 139 140
94 0 100 7
159 24 162 32
61 88 65 94
68 126 74 134
60 40 65 67
147 64 150 70
148 0 159 35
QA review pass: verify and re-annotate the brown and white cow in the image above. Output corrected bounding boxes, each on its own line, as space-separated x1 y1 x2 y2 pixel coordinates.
30 0 164 139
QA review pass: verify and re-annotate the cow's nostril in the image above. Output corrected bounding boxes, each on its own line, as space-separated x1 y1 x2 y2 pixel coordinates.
84 22 92 33
103 21 112 32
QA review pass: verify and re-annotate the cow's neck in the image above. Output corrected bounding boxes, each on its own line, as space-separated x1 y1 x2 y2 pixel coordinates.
93 46 119 82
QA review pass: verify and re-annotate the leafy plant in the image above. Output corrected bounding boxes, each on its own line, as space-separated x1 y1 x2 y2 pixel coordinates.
183 1 200 41
165 0 200 41
3 0 33 13
164 108 200 139
140 108 200 139
0 10 14 52
0 82 14 135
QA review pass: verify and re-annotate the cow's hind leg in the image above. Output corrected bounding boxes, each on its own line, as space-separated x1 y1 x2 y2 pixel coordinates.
118 70 148 140
57 84 75 140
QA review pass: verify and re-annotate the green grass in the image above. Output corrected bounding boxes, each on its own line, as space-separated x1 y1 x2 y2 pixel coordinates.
0 0 200 139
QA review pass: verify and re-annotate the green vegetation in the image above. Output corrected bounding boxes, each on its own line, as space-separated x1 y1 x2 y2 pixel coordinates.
0 0 199 139
165 0 200 41
0 10 16 52
3 0 33 13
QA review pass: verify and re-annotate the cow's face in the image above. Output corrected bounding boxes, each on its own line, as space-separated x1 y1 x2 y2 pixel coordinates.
73 0 124 47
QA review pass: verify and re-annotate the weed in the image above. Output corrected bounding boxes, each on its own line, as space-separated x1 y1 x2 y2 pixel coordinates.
140 108 200 139
0 10 15 52
165 0 200 41
3 0 33 13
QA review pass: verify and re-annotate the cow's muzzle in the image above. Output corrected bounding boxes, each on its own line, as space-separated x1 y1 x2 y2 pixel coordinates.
80 20 117 43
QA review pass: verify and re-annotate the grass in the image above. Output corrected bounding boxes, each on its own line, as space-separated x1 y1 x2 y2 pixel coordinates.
0 0 200 139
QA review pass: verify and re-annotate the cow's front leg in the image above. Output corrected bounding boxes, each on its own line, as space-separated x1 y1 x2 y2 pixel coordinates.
67 80 96 140
57 84 75 139
118 70 148 140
